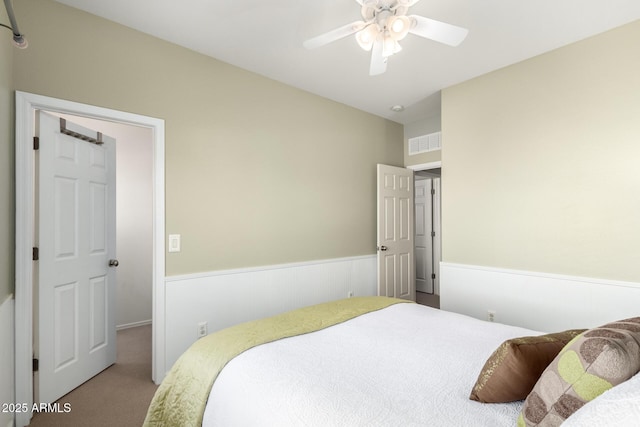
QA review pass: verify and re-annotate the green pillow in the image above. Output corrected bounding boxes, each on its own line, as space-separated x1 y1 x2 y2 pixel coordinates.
518 317 640 427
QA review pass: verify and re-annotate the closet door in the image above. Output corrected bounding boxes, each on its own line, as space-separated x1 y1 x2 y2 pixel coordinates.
433 177 442 295
415 178 433 293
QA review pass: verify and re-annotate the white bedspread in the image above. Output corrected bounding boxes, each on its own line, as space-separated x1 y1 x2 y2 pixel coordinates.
562 372 640 427
203 303 540 426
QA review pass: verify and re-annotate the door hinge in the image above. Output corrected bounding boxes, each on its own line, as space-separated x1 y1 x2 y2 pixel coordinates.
33 358 39 372
431 188 435 195
432 273 436 280
431 231 436 237
32 247 39 261
33 136 40 150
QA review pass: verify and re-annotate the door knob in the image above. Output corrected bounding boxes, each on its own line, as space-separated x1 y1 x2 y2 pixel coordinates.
378 246 388 251
109 259 119 267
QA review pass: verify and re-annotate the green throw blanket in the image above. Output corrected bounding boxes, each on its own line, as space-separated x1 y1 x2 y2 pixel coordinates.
143 296 411 426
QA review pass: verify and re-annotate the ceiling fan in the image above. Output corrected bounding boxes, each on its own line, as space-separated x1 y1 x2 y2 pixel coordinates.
303 0 468 76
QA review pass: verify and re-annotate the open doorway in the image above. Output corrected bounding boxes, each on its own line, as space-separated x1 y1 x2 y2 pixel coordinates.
412 165 441 309
54 113 154 332
15 92 165 427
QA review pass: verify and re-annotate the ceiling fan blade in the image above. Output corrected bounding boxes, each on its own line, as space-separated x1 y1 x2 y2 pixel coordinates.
408 15 469 47
369 39 388 76
303 21 367 50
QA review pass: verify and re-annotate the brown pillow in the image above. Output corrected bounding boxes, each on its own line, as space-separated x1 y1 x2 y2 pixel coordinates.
470 330 585 403
518 317 640 427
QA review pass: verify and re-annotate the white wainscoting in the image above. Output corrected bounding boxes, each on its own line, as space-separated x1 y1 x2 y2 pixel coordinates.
0 295 15 427
164 255 377 371
441 262 640 333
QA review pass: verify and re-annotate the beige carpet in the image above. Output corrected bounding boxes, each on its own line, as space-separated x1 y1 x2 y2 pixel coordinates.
28 325 158 427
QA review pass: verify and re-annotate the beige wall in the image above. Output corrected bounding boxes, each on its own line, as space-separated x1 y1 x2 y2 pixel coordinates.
14 0 403 276
404 114 441 167
0 6 14 301
442 20 640 283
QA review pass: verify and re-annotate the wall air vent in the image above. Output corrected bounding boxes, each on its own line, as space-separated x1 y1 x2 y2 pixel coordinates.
408 131 441 155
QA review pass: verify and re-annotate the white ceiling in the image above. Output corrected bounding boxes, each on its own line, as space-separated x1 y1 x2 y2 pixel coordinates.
53 0 640 124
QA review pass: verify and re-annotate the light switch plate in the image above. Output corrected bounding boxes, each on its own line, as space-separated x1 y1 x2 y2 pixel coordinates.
168 234 181 253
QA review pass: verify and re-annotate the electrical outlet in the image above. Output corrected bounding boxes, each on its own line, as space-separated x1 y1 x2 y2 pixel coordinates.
197 321 208 338
348 291 354 298
487 310 496 322
168 234 181 253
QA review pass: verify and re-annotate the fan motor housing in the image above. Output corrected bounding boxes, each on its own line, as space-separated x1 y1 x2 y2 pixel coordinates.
361 1 409 23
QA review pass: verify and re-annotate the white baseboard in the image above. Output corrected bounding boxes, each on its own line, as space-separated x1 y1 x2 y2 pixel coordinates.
0 295 15 427
164 255 377 370
116 319 152 331
440 262 640 332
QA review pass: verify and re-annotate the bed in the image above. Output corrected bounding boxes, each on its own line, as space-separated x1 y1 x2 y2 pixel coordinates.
144 297 640 427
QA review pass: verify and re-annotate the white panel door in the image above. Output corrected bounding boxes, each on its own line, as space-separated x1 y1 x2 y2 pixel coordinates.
377 164 415 301
414 178 434 293
37 111 117 403
432 177 442 295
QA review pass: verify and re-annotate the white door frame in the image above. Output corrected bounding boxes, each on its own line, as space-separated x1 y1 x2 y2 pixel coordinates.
407 161 441 173
14 91 166 427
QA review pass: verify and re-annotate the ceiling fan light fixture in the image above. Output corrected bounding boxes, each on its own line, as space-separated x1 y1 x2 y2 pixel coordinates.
361 0 378 20
387 15 410 41
381 32 402 57
356 24 379 51
303 0 468 75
